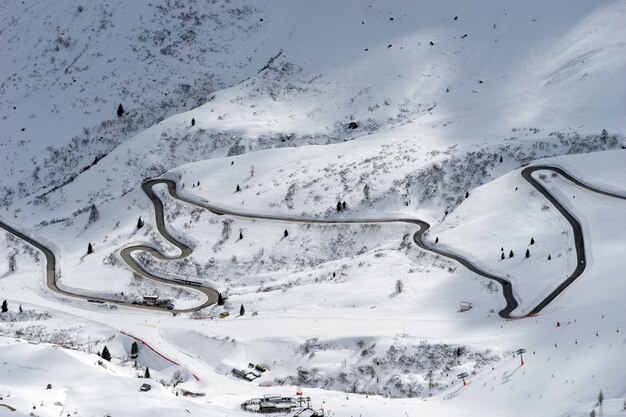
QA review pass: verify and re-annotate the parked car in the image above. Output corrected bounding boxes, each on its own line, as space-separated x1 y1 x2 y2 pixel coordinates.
139 383 152 392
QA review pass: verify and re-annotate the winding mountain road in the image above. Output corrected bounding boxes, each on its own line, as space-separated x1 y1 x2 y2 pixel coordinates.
1 164 623 318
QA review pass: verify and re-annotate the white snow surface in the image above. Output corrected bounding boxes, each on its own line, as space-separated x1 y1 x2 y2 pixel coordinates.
1 1 626 416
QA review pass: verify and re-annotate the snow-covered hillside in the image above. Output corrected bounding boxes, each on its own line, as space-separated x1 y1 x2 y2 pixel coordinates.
1 1 626 416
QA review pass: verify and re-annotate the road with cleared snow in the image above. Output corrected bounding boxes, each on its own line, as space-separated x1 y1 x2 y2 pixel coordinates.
0 181 217 313
0 164 623 317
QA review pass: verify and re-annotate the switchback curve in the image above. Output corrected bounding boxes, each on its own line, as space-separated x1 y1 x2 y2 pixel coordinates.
1 164 623 317
148 164 625 318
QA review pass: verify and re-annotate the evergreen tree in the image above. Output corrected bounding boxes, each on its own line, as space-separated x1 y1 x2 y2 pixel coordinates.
499 155 503 163
548 254 552 260
395 279 403 294
509 250 514 258
236 184 241 192
130 341 139 359
89 204 99 222
191 118 195 126
217 293 225 306
101 346 112 362
363 184 370 201
19 304 23 313
342 201 347 210
525 249 530 258
284 229 289 238
598 390 604 409
1 300 8 313
87 242 93 254
144 367 151 378
465 191 469 198
137 217 144 229
530 237 535 245
435 237 439 244
8 254 16 272
501 252 505 260
336 201 342 211
239 231 244 240
117 103 125 117
240 304 245 316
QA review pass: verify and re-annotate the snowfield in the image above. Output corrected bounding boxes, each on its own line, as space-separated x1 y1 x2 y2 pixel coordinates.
1 0 626 416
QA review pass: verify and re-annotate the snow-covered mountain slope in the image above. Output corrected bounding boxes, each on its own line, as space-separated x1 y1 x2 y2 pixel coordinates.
2 0 625 207
0 0 280 202
0 338 221 416
2 1 626 416
3 147 625 416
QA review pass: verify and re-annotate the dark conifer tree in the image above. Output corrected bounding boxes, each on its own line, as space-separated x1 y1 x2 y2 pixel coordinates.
336 201 342 211
284 229 289 238
117 104 125 117
217 293 225 306
87 242 93 254
525 249 530 258
101 346 112 362
509 250 514 258
137 217 144 229
236 184 241 192
89 204 100 222
342 201 347 210
144 367 151 378
530 237 535 245
501 252 505 260
465 191 470 198
435 237 439 244
1 300 7 313
240 304 245 316
130 341 139 359
19 304 23 313
239 231 243 240
547 254 552 260
191 118 196 126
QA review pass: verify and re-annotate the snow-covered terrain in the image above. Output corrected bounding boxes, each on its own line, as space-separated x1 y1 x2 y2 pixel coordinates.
2 0 626 416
